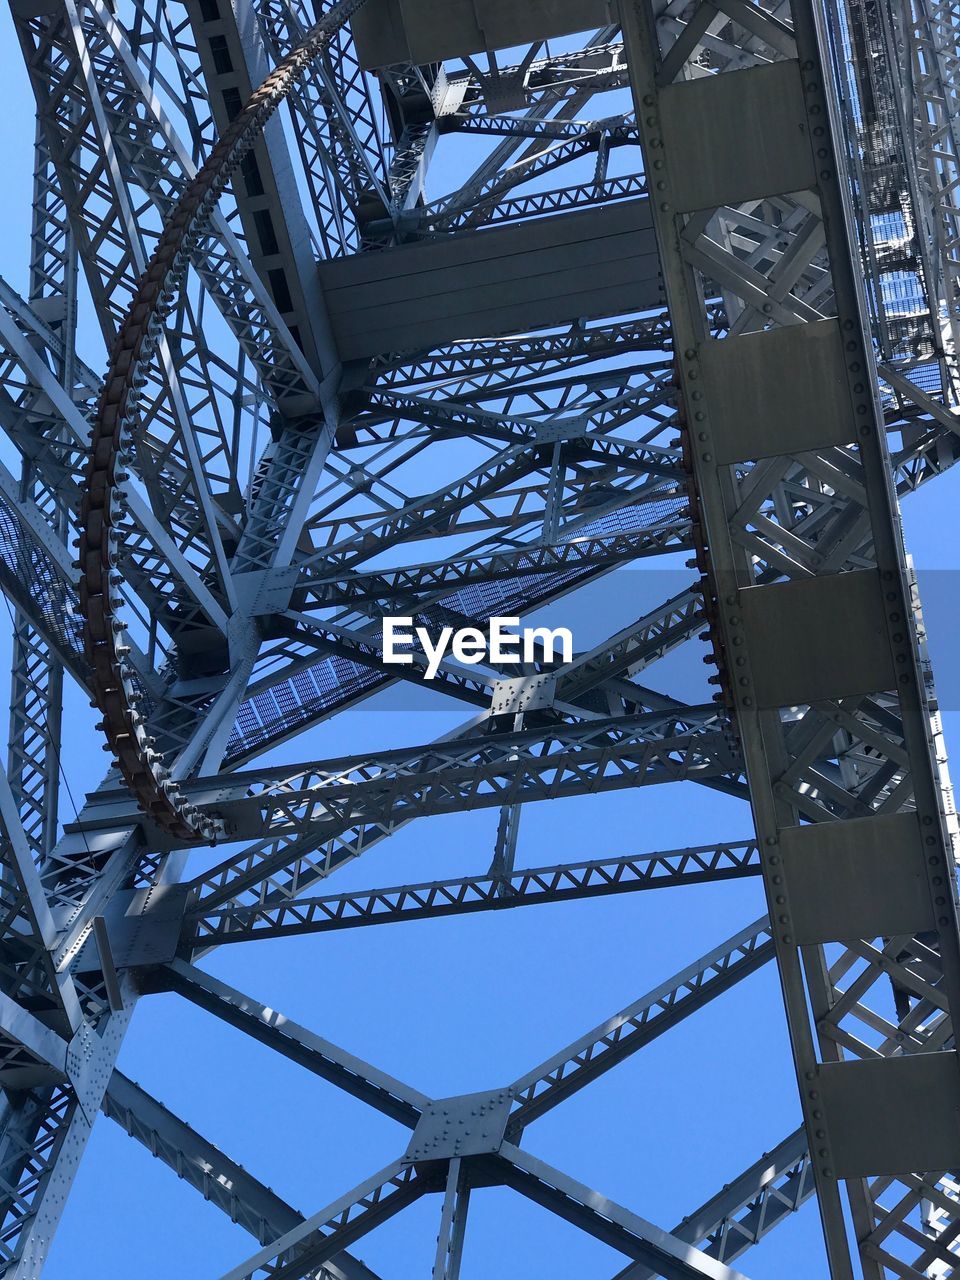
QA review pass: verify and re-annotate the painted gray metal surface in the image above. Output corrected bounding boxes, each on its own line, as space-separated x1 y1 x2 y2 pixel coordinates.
0 0 956 1275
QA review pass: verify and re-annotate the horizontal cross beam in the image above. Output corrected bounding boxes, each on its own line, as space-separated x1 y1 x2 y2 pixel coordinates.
186 841 760 947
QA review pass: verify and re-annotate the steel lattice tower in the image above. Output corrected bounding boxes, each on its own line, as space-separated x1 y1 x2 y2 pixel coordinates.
0 0 959 1275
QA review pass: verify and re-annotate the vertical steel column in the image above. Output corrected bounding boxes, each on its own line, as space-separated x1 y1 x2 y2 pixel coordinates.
621 1 960 1275
6 123 78 863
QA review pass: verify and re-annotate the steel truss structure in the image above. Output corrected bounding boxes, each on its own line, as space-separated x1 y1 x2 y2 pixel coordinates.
0 0 959 1274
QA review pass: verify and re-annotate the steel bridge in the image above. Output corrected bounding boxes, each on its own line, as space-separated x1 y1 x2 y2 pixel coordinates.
0 0 960 1275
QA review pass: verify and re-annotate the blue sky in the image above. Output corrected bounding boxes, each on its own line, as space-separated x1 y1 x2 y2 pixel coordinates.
1 11 959 1278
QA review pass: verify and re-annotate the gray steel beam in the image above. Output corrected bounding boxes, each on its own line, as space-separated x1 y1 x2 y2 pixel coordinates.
495 1143 751 1280
350 0 614 67
7 0 960 1274
224 402 951 762
621 1 960 1274
182 0 338 385
294 521 689 610
0 994 133 1277
102 1069 305 1243
253 0 389 253
316 199 662 361
0 299 232 642
215 1161 429 1280
15 0 319 408
0 464 88 690
8 123 76 867
101 1071 382 1279
186 841 760 947
163 960 429 1127
614 1128 814 1277
897 0 960 397
506 919 774 1132
0 762 80 1039
181 709 743 919
7 604 63 862
431 1157 469 1280
222 573 699 766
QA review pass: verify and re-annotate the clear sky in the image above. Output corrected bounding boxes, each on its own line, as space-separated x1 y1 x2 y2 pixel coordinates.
1 10 959 1279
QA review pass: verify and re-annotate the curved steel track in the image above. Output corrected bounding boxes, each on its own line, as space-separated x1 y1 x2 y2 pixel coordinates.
79 0 367 842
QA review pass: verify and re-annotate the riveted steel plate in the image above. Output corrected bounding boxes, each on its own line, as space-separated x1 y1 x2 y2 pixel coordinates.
819 1053 960 1177
698 320 854 464
404 1090 513 1163
103 884 190 968
659 61 816 211
779 811 935 944
738 570 893 708
317 200 660 361
351 0 615 68
490 675 557 716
